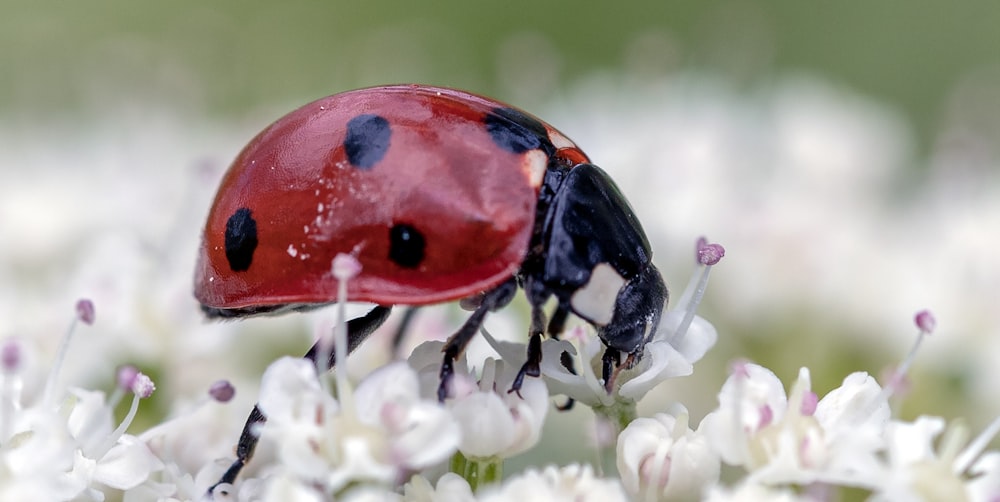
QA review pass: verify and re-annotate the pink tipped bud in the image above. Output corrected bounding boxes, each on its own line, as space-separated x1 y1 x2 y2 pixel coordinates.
729 359 751 378
915 309 936 334
117 365 140 390
332 253 362 281
696 238 725 266
209 380 236 402
75 299 96 325
2 339 21 373
801 391 819 416
131 372 156 398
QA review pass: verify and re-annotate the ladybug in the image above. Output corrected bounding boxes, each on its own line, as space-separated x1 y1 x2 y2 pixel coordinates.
195 84 667 487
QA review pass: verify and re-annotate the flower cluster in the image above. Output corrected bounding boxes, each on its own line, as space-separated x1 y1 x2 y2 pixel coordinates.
0 301 161 501
6 236 1000 502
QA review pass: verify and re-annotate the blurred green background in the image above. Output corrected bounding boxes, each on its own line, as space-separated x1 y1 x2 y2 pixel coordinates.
4 0 1000 478
5 0 999 151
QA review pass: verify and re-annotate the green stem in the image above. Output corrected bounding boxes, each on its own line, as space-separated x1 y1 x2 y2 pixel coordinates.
592 400 637 476
451 451 503 491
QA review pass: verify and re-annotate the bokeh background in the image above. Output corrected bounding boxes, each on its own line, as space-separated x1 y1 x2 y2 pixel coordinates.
3 0 1000 478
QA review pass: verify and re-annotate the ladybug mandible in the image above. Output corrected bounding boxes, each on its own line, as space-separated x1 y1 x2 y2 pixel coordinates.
195 84 667 486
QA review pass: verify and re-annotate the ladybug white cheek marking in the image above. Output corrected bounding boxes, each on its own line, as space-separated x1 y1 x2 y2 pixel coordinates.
570 262 626 326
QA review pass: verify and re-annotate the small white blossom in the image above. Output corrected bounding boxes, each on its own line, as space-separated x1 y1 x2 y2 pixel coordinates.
478 464 628 502
870 415 1000 502
527 312 716 411
704 481 812 502
408 340 549 460
1 331 162 502
700 363 888 488
617 405 720 501
254 357 459 496
403 473 477 502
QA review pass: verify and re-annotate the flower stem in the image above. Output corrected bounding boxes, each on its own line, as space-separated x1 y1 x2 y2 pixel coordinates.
592 400 637 476
451 452 502 491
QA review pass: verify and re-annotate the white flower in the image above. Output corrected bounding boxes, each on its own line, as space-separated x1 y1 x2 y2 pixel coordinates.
700 363 888 488
1 335 162 502
254 357 459 496
514 311 717 412
616 405 720 501
403 473 477 502
870 415 1000 502
408 340 549 461
704 480 812 502
967 451 1000 502
478 464 628 502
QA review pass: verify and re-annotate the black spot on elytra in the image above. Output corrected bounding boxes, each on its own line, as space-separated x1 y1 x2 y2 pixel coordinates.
389 224 425 268
344 114 391 169
485 107 555 157
225 208 258 272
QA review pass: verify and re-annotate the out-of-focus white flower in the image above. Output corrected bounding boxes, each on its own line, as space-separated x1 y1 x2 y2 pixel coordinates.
616 405 720 501
253 357 459 497
967 451 1000 502
1 312 163 502
870 415 1000 502
403 473 476 502
478 464 628 502
704 480 812 502
700 362 888 488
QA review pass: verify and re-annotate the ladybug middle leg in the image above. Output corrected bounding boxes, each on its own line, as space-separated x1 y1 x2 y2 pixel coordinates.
437 278 518 401
208 305 392 495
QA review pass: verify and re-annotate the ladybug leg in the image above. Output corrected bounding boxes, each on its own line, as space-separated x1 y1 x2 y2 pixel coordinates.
508 331 543 397
390 307 421 358
208 305 392 495
438 279 517 402
507 298 547 397
601 347 622 393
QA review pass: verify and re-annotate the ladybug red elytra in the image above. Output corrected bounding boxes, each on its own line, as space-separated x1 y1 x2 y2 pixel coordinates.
195 84 667 489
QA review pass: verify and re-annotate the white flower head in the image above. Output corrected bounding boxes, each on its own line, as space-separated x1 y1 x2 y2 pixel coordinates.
1 319 163 502
531 311 716 411
871 415 1000 502
617 405 720 501
402 473 476 502
478 463 628 502
700 362 888 487
254 357 459 496
705 480 813 502
408 340 549 460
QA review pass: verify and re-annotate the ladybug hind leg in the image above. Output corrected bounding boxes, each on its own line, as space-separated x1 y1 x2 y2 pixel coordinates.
208 305 392 495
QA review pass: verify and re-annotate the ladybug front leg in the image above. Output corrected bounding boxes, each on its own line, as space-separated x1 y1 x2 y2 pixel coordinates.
508 331 543 397
438 279 517 401
208 305 392 496
601 347 622 393
508 299 548 397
